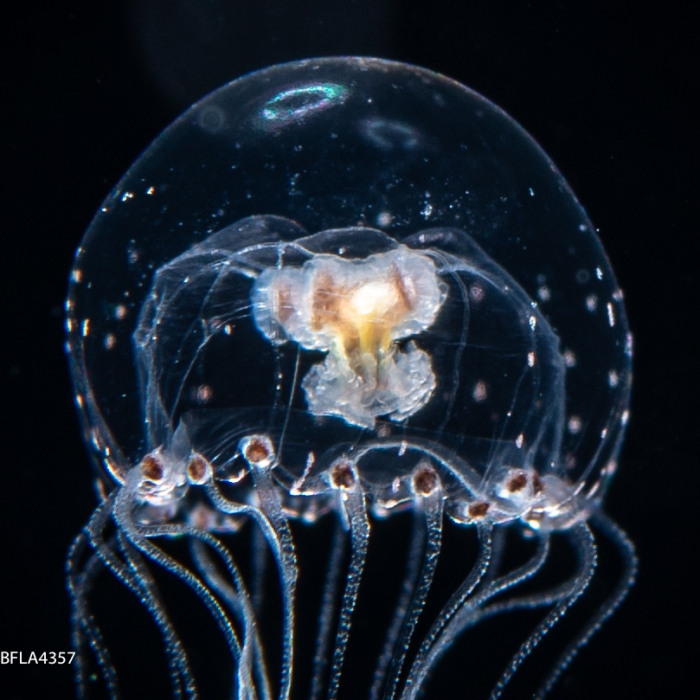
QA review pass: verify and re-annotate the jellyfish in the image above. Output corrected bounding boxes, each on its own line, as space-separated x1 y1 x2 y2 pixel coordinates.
65 58 636 700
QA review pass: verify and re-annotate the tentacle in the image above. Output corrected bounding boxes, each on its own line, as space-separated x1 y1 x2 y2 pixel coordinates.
381 490 444 700
482 524 509 585
189 536 270 700
250 522 269 619
249 464 298 700
87 496 197 700
533 514 637 699
401 521 493 700
113 487 242 698
489 522 597 700
206 479 297 700
443 543 582 635
428 533 551 660
116 532 197 699
66 500 120 700
370 511 426 700
327 488 370 700
123 521 260 699
309 521 347 700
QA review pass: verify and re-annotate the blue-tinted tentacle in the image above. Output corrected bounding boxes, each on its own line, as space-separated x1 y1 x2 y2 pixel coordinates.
188 535 269 700
327 488 370 700
489 522 597 700
401 521 492 700
533 514 637 699
250 467 297 700
382 490 444 700
113 488 242 699
413 531 551 685
67 501 120 700
206 478 297 700
86 495 197 700
250 523 269 619
116 531 197 699
445 537 581 634
309 520 347 700
482 524 508 585
370 511 426 700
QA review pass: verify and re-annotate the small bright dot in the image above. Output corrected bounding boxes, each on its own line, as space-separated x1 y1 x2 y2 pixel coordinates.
537 286 551 302
515 434 524 448
608 370 619 387
196 385 213 403
527 352 536 367
563 349 577 368
529 315 537 331
377 423 391 438
121 192 134 202
146 186 155 195
596 267 603 280
621 410 630 426
114 304 128 320
472 381 488 402
469 284 485 302
568 416 582 434
585 294 598 312
376 211 392 227
82 319 90 337
104 334 116 350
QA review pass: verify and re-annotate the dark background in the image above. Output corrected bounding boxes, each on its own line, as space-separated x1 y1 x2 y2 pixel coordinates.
2 1 695 699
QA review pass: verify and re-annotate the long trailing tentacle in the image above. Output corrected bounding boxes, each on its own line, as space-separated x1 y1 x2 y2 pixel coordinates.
67 500 120 700
438 535 583 639
206 478 297 700
418 531 551 679
249 464 298 700
401 521 493 700
327 487 370 700
189 536 270 700
381 489 444 700
116 531 198 699
113 488 243 699
482 524 509 586
309 520 347 700
128 521 260 700
87 496 197 700
69 538 114 699
370 511 426 700
533 513 637 699
250 522 269 619
489 522 597 700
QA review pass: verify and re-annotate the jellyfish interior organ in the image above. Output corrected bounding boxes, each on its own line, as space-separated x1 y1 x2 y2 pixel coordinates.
66 58 635 699
251 239 447 428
